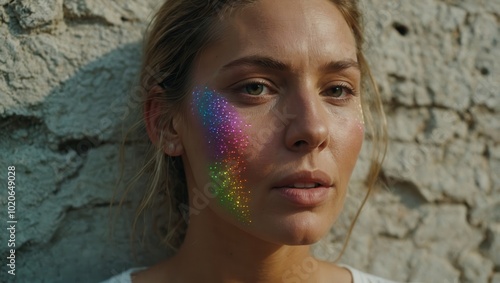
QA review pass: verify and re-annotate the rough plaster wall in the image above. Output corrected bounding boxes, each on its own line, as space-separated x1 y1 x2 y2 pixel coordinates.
0 0 498 282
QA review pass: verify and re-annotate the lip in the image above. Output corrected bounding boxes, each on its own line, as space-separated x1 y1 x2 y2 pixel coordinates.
272 170 333 189
271 170 334 207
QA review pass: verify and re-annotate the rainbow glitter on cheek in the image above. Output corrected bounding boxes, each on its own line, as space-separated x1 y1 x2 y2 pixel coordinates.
191 86 252 223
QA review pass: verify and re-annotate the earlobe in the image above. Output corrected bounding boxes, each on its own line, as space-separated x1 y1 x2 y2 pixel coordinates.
144 86 184 156
162 141 183 156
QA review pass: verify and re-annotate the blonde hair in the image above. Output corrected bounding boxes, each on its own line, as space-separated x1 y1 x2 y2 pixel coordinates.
118 0 387 259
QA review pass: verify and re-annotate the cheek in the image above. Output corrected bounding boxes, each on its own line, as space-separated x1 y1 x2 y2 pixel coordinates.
191 87 252 223
330 109 365 183
352 99 365 133
346 101 365 148
340 119 364 177
191 87 250 159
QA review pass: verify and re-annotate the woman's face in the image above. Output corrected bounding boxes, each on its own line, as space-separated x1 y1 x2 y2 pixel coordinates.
179 0 364 245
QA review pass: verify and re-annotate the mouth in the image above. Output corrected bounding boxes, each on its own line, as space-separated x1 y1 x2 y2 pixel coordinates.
271 170 333 190
271 170 334 206
274 182 322 189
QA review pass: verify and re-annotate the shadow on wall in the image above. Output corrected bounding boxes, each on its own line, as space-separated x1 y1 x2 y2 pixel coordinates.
0 42 168 283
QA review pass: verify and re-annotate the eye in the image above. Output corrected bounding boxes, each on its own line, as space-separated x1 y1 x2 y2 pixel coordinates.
232 80 276 97
244 83 266 96
324 84 356 98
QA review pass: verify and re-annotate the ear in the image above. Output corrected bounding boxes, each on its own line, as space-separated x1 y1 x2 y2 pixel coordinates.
144 86 184 156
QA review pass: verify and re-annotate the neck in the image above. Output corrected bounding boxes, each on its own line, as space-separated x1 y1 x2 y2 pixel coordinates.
172 209 319 283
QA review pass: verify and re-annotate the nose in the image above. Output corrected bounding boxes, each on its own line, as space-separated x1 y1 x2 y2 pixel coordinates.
282 89 329 152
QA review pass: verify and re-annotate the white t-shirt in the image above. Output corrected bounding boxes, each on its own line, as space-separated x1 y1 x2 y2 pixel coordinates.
339 265 399 283
99 265 399 283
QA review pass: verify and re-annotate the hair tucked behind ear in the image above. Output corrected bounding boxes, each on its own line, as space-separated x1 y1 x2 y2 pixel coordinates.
115 0 387 257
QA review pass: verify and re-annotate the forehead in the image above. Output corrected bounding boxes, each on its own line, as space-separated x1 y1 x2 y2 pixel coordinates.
193 0 357 80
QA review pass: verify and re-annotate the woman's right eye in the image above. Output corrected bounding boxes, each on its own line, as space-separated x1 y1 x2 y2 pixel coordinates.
232 80 275 97
244 83 266 96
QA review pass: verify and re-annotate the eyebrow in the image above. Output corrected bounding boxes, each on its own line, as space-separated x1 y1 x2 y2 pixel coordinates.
320 58 360 73
220 55 360 73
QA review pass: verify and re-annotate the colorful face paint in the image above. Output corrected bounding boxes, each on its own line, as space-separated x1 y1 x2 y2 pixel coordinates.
191 86 252 223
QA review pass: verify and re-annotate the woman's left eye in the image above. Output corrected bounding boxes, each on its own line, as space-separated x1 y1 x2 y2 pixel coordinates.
324 84 356 98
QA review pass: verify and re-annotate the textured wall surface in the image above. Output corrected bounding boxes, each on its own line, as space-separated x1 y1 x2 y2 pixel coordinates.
0 0 498 282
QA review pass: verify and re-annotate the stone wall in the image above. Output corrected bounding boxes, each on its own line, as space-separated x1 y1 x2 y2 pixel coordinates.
0 0 498 282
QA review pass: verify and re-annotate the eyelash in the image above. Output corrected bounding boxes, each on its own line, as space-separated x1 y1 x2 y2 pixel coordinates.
323 82 359 103
234 80 275 94
231 80 358 102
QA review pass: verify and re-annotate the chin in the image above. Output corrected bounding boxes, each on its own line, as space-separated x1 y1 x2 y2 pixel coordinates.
279 226 328 246
259 212 334 246
282 234 324 246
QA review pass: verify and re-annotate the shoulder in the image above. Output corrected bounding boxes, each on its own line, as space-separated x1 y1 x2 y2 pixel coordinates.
339 264 400 283
99 267 147 283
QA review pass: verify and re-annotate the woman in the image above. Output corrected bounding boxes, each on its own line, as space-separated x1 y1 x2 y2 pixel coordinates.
103 0 393 282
